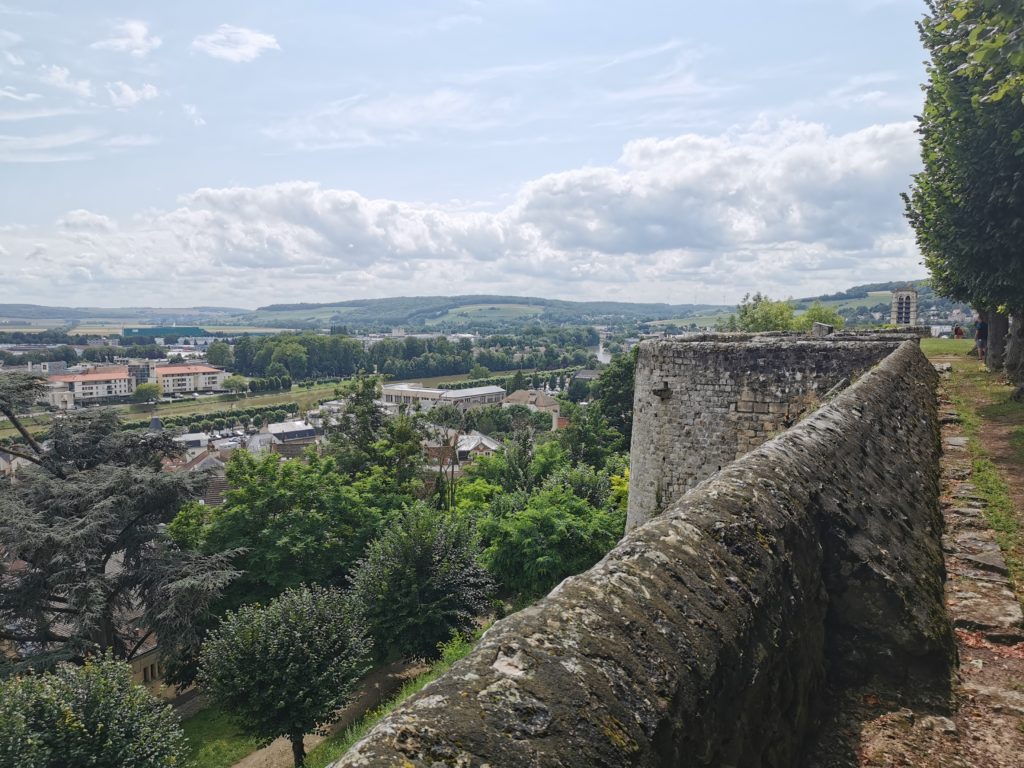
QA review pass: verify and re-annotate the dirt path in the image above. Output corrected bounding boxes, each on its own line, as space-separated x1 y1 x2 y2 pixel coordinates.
231 660 424 768
809 358 1024 766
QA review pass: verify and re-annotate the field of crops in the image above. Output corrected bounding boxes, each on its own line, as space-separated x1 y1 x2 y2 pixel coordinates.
425 303 545 326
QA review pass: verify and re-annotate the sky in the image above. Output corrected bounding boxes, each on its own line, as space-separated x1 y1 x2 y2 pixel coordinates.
0 0 932 309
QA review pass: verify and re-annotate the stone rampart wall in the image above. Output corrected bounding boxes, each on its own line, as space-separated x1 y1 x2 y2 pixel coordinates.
626 336 904 530
335 340 954 768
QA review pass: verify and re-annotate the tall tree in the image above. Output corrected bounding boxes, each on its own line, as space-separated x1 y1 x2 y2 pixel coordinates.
199 586 371 768
0 375 236 673
205 340 233 368
347 504 493 662
904 0 1024 381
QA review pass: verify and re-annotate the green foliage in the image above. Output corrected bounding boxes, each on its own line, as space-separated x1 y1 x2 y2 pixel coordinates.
468 363 491 379
0 654 187 768
198 585 371 768
326 376 424 488
591 346 637 444
132 382 163 403
347 505 494 661
557 403 623 468
904 0 1024 312
206 341 233 368
480 485 625 600
793 301 845 331
0 401 236 673
169 452 385 610
429 402 551 439
221 375 248 394
729 293 795 331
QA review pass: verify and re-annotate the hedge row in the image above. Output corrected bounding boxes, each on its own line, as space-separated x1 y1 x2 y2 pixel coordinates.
123 402 302 432
442 366 583 391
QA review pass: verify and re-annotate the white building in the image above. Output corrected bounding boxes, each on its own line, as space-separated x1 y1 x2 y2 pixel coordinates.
154 364 227 395
48 366 135 404
380 383 506 412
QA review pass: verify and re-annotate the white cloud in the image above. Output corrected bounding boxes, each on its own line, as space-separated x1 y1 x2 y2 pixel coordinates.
90 20 161 58
106 81 158 108
0 86 39 101
39 65 92 98
0 120 926 304
4 50 23 66
0 127 103 163
191 25 280 63
265 88 506 149
182 103 205 126
58 209 116 232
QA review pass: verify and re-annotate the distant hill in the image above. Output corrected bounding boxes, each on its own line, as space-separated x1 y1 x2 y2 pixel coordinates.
2 280 963 335
795 279 931 307
244 294 726 329
0 304 251 327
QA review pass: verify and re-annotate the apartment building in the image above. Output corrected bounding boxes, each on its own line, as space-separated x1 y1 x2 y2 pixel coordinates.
47 366 135 405
154 364 227 394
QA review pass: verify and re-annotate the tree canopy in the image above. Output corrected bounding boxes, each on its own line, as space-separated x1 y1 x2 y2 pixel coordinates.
347 504 493 661
0 654 187 768
198 585 371 768
904 0 1024 381
0 377 236 674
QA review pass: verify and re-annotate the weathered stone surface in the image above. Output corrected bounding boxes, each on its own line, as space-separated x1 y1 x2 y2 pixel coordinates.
333 341 954 768
626 336 902 530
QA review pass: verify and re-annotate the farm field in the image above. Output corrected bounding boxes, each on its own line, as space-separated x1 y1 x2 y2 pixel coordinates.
817 290 892 311
424 303 545 326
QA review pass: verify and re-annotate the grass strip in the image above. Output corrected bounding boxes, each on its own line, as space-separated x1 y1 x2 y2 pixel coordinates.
945 368 1024 591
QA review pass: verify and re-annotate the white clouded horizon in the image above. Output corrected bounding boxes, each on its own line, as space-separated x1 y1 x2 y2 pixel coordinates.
1 119 925 307
0 1 932 309
191 24 280 63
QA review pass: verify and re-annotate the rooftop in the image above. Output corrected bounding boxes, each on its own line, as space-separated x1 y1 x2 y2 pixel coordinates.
50 366 130 383
155 364 224 376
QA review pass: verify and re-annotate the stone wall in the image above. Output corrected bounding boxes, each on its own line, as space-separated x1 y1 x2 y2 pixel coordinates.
334 340 954 768
626 335 904 531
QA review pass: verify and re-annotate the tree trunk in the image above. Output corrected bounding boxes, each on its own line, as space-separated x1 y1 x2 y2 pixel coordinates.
1005 310 1024 390
987 310 1009 370
291 734 305 768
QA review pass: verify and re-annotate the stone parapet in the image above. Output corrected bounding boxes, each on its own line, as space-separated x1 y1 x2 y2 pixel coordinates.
626 335 903 530
333 340 954 768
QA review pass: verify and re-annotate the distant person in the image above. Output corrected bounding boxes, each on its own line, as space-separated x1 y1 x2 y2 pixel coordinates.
975 316 988 361
953 325 964 339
